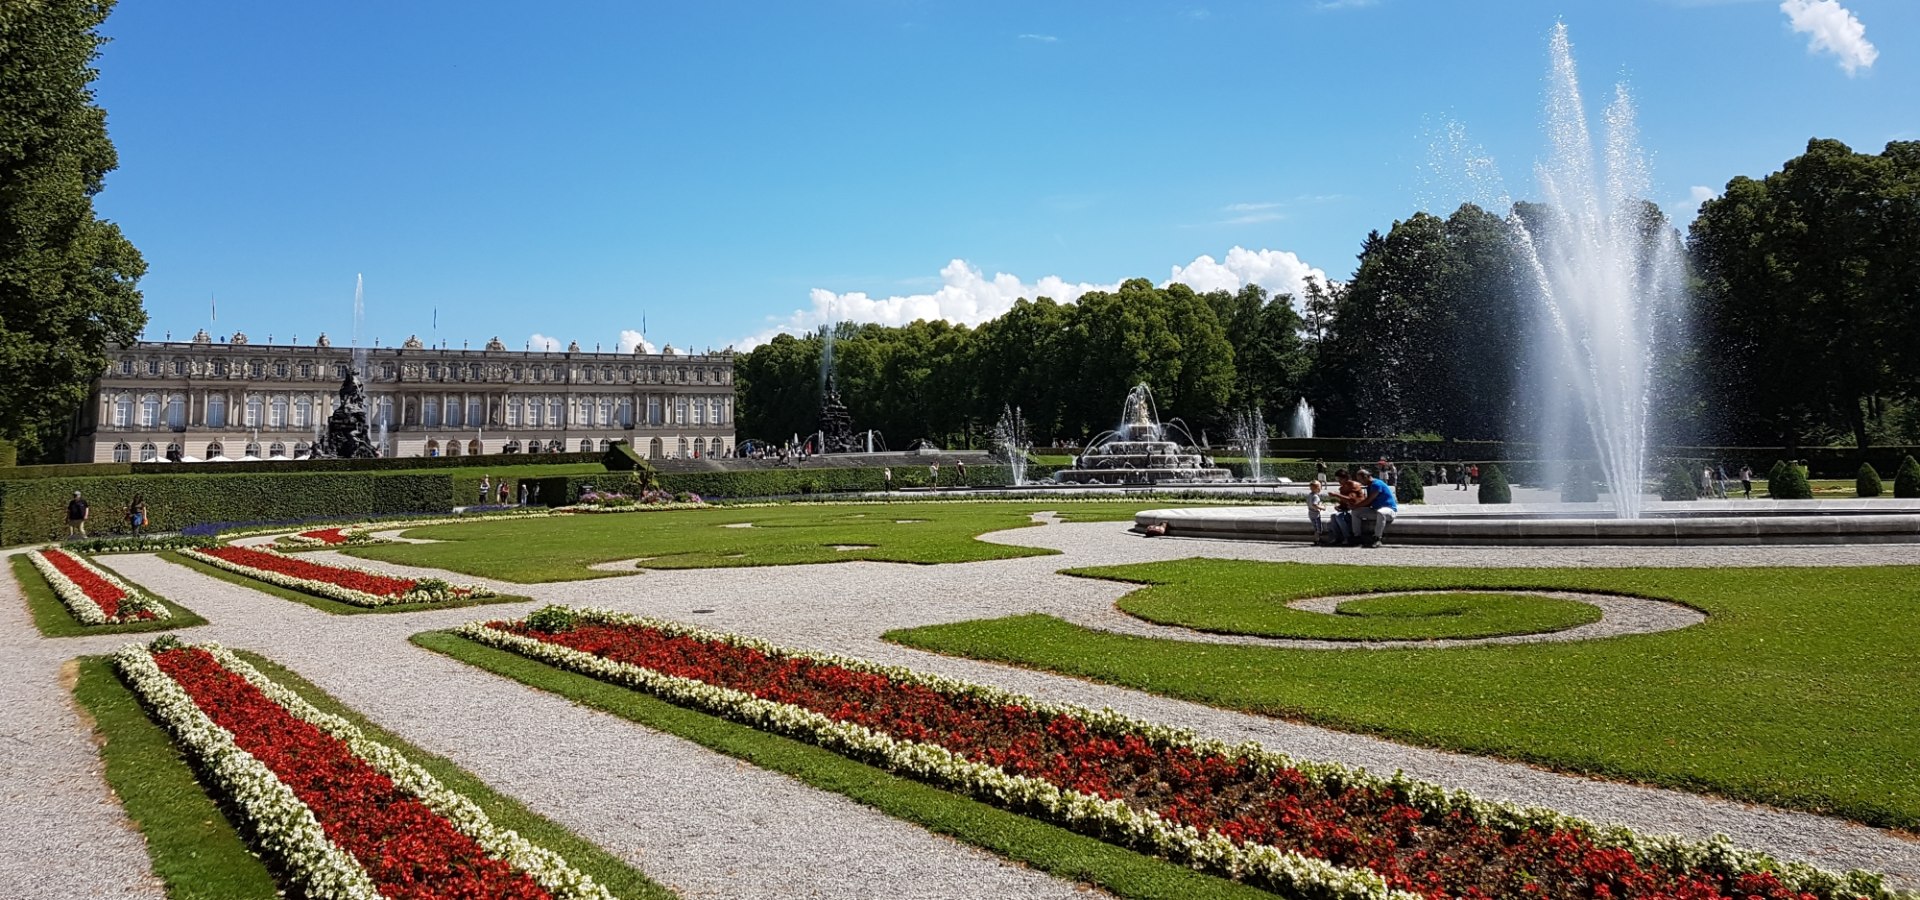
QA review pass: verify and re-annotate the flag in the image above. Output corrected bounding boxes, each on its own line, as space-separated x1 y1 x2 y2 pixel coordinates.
211 293 217 322
433 308 438 330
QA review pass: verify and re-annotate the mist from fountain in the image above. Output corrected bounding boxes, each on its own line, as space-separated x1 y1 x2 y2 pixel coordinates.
1505 23 1685 519
1288 398 1316 440
992 405 1030 487
1230 408 1266 483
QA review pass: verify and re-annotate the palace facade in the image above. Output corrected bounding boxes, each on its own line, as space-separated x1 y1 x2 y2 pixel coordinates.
76 331 736 463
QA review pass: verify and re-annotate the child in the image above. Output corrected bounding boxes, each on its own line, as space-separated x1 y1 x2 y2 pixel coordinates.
1306 480 1326 544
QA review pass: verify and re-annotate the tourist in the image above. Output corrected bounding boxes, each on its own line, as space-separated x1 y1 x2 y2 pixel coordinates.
127 496 147 536
479 475 491 505
518 483 529 505
1740 465 1754 499
1327 470 1360 545
955 459 966 486
929 462 939 487
1699 466 1714 500
531 483 542 505
1305 480 1327 544
1354 466 1398 548
883 467 893 493
1456 465 1470 491
498 480 511 504
1468 463 1480 486
66 491 89 538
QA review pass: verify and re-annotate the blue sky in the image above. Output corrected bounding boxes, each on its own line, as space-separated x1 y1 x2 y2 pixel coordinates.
93 0 1914 352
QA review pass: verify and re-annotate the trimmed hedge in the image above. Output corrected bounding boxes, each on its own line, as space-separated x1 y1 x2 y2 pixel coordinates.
0 472 455 546
1896 455 1920 499
1769 462 1813 500
1857 463 1884 498
1561 462 1600 503
0 440 16 468
1660 463 1699 502
126 451 600 476
1395 466 1425 504
0 462 133 480
1476 465 1511 504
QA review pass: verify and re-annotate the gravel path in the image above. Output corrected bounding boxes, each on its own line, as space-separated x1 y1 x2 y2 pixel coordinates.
0 550 165 900
9 513 1920 897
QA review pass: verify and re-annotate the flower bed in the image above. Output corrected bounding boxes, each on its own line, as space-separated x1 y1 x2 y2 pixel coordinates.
113 639 613 900
277 527 383 549
27 549 168 625
182 545 493 607
460 608 1904 900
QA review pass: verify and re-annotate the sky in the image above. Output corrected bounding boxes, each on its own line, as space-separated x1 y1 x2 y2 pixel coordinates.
91 0 1915 353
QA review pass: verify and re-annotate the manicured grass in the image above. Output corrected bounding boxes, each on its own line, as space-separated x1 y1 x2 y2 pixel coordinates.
159 550 530 615
12 554 208 637
345 501 1180 582
888 561 1920 831
413 629 1273 900
1071 559 1603 639
74 648 676 900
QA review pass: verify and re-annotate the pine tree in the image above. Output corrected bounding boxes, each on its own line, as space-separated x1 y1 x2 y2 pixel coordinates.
1895 455 1920 499
1856 463 1883 498
1477 464 1510 504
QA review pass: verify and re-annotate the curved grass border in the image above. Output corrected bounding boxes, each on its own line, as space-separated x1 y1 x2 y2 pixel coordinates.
12 554 206 637
412 628 1276 900
74 647 676 900
159 550 530 615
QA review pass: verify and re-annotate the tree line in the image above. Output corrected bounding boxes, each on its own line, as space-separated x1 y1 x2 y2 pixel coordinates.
737 137 1920 453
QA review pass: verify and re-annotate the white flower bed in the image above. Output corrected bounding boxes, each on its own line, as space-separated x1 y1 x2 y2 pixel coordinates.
113 641 615 900
459 609 1906 900
27 550 169 625
179 545 493 607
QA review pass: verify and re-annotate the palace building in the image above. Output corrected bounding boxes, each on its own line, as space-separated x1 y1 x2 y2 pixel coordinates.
76 330 736 463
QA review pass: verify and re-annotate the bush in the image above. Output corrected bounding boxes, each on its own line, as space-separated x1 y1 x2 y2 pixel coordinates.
1660 463 1699 501
1769 462 1813 500
0 440 16 468
126 451 599 476
1896 455 1920 499
1767 459 1788 485
1476 465 1511 504
526 605 577 634
1561 462 1600 503
0 472 455 545
1395 466 1424 504
1857 463 1884 498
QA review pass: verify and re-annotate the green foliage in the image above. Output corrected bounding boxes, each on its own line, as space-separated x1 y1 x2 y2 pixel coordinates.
526 605 578 633
1660 462 1700 501
1767 459 1788 485
64 532 214 554
1395 466 1424 504
0 0 148 460
1896 455 1920 499
0 462 131 480
0 439 15 467
1476 464 1510 504
129 451 599 477
1561 462 1600 503
0 471 455 545
1857 463 1884 497
1769 462 1813 500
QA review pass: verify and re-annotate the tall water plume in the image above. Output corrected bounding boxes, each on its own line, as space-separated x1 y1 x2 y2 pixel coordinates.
1505 23 1686 518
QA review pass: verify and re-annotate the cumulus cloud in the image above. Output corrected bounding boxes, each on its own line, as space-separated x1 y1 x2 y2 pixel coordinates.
1017 33 1058 42
737 248 1327 349
1780 0 1877 75
1690 185 1718 205
616 330 657 354
528 333 562 352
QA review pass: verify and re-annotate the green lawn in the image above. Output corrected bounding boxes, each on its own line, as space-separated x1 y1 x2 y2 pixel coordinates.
160 550 530 615
12 554 207 637
414 629 1273 900
1072 559 1604 639
343 501 1177 582
888 561 1920 831
72 649 676 900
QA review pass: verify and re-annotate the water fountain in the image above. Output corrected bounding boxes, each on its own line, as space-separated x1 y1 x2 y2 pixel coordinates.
1057 385 1231 485
1288 398 1316 440
1230 408 1266 483
992 405 1031 487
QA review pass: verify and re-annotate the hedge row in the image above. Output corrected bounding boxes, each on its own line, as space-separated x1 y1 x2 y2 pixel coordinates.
0 462 134 480
125 450 602 476
0 472 455 546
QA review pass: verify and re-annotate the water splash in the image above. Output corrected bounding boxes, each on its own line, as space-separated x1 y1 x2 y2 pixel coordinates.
1288 398 1316 440
1231 408 1266 482
992 405 1030 487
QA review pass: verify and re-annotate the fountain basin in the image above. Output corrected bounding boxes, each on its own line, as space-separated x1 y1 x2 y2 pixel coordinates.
1133 501 1920 546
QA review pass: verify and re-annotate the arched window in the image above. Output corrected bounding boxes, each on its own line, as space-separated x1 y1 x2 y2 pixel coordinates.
468 439 482 456
423 398 440 428
269 396 288 428
693 398 706 426
243 441 261 458
599 439 612 451
205 442 224 458
244 395 262 427
709 437 723 457
294 441 310 457
503 439 522 454
425 439 440 457
139 442 158 462
648 437 663 458
447 440 462 457
293 396 312 428
140 393 160 427
112 442 131 463
548 398 564 426
675 397 688 425
545 439 563 453
505 396 521 426
579 438 594 453
113 394 133 427
207 394 227 428
268 442 286 458
677 437 689 458
166 394 186 429
165 442 181 461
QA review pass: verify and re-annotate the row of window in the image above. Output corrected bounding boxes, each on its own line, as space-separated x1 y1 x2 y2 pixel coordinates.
109 392 731 430
108 393 310 430
116 356 730 385
111 436 728 462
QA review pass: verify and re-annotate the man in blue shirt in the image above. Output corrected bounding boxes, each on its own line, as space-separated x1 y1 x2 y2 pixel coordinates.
1355 467 1397 548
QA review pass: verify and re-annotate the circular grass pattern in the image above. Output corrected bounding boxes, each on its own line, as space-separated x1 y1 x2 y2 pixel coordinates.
1118 587 1603 641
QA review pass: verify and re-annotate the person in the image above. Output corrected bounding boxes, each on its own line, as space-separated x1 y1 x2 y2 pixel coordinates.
1740 465 1754 499
929 462 939 487
1305 480 1327 544
883 467 894 493
1326 470 1361 546
1699 466 1714 500
519 482 529 505
530 483 542 505
1456 465 1470 491
1315 461 1329 481
498 480 511 504
955 459 966 485
479 475 492 505
1354 466 1398 548
128 496 147 536
1468 464 1479 486
66 491 89 538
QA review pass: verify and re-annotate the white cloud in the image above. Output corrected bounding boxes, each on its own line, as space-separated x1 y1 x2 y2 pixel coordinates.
1780 0 1877 75
1690 185 1718 205
528 333 562 352
1316 0 1378 9
737 249 1327 349
1017 33 1058 42
616 330 657 354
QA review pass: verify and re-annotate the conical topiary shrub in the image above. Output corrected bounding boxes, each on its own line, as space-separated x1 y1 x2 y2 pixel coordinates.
1770 461 1813 500
1895 455 1920 499
1660 462 1698 501
1767 459 1788 486
1397 466 1425 504
1857 463 1884 498
1477 464 1511 504
1561 462 1600 503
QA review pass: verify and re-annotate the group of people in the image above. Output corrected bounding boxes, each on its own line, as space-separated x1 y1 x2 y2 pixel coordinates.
476 475 540 506
1304 467 1398 547
63 491 146 539
879 460 967 492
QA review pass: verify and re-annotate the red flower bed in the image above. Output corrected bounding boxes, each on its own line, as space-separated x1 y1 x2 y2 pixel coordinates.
153 646 550 900
501 620 1815 900
42 548 148 621
201 545 419 598
298 528 352 545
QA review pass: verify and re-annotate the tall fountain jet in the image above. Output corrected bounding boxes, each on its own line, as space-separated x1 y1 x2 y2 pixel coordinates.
1507 23 1685 519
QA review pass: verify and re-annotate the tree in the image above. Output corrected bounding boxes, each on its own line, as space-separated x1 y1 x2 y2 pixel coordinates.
0 0 147 460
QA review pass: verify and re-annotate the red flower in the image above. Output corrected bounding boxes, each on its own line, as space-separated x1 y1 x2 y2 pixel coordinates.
201 545 418 597
43 549 149 621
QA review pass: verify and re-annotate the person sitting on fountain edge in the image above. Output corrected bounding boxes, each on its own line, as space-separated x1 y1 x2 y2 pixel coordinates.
1354 467 1398 548
1326 470 1363 546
